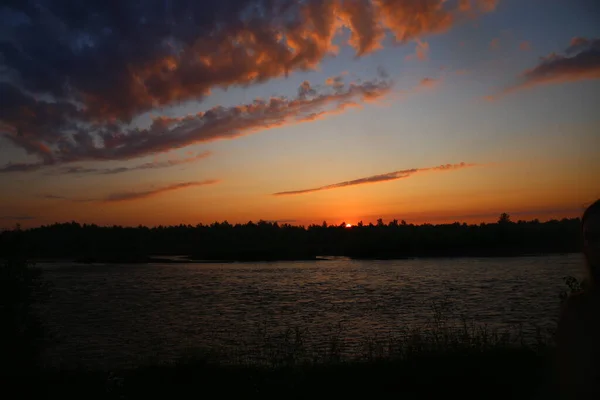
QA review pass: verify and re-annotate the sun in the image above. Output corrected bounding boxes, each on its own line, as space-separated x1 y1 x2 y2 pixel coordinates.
345 223 353 228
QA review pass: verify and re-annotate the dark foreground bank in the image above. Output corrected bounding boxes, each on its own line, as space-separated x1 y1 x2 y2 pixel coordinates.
5 345 559 399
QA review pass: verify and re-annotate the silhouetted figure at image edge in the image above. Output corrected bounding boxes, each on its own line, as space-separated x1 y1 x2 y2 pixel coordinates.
556 199 600 399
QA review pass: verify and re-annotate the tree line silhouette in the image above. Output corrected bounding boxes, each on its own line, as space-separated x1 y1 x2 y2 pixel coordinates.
0 214 581 262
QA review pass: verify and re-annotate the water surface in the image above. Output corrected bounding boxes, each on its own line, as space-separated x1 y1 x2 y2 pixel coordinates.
38 254 584 368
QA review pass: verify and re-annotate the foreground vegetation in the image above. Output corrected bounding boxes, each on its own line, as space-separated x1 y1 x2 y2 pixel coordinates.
0 214 581 262
8 321 561 399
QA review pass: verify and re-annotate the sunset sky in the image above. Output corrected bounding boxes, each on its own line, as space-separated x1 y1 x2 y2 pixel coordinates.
1 0 599 228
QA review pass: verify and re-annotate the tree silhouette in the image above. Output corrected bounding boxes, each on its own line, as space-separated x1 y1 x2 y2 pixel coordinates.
498 213 512 224
0 216 581 262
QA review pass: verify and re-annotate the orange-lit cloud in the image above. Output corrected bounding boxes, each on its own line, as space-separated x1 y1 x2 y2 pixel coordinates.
273 162 476 196
458 0 472 12
337 0 385 56
376 0 453 44
1 0 499 173
1 0 498 127
325 75 346 90
405 39 430 61
489 37 600 99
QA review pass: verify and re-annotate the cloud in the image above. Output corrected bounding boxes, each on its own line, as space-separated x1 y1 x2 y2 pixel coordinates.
273 162 476 196
56 151 212 175
519 41 531 51
337 0 384 56
0 161 45 173
45 180 220 203
0 75 393 172
405 39 430 61
102 180 219 202
325 75 346 90
0 1 498 169
490 37 600 99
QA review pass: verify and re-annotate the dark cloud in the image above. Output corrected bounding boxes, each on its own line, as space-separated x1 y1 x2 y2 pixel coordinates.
56 151 212 175
273 162 475 196
491 37 600 98
0 0 497 170
1 76 393 172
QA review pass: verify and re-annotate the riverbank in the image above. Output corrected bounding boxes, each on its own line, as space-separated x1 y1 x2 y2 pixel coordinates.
28 251 576 265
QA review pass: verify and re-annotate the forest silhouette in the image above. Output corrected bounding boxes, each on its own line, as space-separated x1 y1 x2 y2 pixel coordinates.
1 214 581 262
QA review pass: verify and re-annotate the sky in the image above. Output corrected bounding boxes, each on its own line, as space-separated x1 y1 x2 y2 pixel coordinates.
0 0 599 228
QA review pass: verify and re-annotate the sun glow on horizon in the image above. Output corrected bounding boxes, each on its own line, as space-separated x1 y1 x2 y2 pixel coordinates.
345 223 353 228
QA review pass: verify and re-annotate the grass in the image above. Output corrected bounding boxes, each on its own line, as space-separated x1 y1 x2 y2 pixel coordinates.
16 325 557 399
9 307 561 399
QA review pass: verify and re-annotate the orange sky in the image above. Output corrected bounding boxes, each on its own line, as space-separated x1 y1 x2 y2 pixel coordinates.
0 1 599 228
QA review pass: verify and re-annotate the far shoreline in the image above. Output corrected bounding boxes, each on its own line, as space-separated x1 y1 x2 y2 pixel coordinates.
23 251 579 265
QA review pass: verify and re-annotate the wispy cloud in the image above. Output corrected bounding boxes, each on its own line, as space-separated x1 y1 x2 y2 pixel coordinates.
0 162 45 173
102 180 219 202
57 151 212 175
489 37 600 99
273 162 476 196
44 180 220 203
